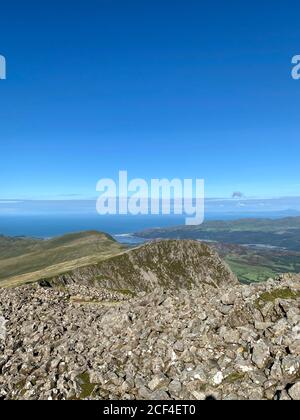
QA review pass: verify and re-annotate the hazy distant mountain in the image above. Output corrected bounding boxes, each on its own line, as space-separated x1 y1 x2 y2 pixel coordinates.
136 217 300 251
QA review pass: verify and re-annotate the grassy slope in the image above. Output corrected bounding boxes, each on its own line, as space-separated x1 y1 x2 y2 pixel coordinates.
0 231 125 288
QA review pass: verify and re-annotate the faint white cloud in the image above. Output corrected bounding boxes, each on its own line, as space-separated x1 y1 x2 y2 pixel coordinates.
0 200 24 204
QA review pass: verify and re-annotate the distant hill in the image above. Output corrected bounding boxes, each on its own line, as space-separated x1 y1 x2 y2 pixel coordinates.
135 217 300 283
135 217 300 251
0 231 125 287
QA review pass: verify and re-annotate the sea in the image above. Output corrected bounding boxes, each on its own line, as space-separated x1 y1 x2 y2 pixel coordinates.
0 211 293 244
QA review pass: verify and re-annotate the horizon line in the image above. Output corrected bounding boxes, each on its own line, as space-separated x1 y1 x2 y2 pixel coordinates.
1 195 300 202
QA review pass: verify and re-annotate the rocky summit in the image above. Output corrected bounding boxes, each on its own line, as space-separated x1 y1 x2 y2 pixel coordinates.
0 241 299 400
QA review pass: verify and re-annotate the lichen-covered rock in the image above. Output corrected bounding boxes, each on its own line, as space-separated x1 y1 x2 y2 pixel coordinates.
0 316 7 342
288 382 300 400
252 340 271 369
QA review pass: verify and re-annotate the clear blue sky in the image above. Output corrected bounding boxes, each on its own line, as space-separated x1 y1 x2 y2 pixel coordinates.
0 0 299 199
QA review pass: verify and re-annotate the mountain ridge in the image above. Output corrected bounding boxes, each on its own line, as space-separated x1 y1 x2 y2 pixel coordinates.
0 230 125 287
39 240 238 292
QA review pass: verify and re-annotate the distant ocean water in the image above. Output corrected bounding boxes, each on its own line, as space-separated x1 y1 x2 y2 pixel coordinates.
0 211 293 240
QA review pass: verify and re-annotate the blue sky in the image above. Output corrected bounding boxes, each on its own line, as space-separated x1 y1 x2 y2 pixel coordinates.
0 0 300 200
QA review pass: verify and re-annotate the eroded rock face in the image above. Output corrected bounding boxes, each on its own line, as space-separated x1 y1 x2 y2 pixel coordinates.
44 240 238 292
0 273 299 400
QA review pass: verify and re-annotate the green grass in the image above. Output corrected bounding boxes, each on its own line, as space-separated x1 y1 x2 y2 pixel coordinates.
76 372 97 399
224 372 245 384
225 257 277 283
15 380 27 397
255 288 300 308
108 288 137 297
